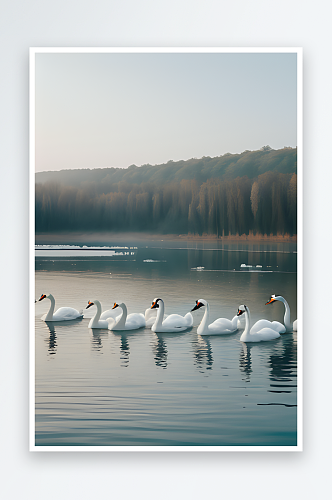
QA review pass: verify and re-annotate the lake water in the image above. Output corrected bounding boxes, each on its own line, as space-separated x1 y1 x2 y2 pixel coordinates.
34 238 297 448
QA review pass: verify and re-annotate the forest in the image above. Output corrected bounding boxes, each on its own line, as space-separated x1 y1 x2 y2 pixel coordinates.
35 147 297 236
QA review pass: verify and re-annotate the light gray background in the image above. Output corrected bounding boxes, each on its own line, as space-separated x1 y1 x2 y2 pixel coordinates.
0 1 327 499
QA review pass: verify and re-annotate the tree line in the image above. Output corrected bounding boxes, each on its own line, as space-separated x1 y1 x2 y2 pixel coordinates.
35 146 297 187
35 171 297 236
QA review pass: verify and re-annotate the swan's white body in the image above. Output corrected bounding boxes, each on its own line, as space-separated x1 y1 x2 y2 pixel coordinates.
238 305 284 342
86 300 119 329
192 299 239 335
144 307 168 328
100 307 120 321
150 298 193 333
266 295 297 332
107 302 146 331
38 294 83 322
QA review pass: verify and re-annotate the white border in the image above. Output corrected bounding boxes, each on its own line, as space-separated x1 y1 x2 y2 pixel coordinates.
29 47 302 452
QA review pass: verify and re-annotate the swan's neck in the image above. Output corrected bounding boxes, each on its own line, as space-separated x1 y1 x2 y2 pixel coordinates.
45 294 55 321
243 307 250 336
279 297 292 331
197 303 210 335
89 300 103 327
231 315 238 329
115 303 127 329
153 300 164 330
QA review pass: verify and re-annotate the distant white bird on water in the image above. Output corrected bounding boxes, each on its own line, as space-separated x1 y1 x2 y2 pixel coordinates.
237 304 284 343
265 294 297 332
150 298 193 333
191 299 240 335
107 302 146 331
38 293 83 322
86 300 119 329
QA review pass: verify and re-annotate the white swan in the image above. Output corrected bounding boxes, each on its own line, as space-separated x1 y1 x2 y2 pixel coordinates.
191 299 240 335
107 302 146 331
150 298 193 333
144 307 168 328
265 294 297 332
38 293 83 322
86 300 119 329
237 304 283 342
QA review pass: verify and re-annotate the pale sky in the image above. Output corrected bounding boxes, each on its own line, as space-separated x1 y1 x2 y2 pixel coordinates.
35 51 297 172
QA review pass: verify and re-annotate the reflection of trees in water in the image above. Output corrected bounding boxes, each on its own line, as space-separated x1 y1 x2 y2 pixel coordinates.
45 324 57 355
152 334 168 369
120 335 130 367
192 335 213 372
239 343 252 382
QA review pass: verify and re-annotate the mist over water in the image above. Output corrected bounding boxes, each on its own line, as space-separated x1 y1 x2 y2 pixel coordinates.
35 239 297 447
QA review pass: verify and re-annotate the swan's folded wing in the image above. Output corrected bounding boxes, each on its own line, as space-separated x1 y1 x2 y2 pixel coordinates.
162 313 190 328
250 319 274 334
127 313 146 329
53 307 82 320
100 309 120 320
255 327 280 341
211 318 232 328
271 321 286 333
184 312 193 326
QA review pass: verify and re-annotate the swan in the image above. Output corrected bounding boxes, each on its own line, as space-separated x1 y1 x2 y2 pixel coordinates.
38 293 83 322
144 307 168 328
100 305 121 321
107 302 146 331
191 299 240 335
237 305 283 342
86 300 118 329
150 298 193 333
265 294 297 332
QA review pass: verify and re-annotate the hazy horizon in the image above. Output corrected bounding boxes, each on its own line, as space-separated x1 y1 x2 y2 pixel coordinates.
35 145 297 174
35 51 297 173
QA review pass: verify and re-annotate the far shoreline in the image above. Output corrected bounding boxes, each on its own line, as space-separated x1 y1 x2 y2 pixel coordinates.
35 231 297 245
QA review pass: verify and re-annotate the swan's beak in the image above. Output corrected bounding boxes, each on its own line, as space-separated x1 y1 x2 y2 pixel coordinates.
86 301 94 309
151 301 159 309
39 294 46 301
265 297 276 305
191 301 204 311
112 303 119 309
237 309 244 317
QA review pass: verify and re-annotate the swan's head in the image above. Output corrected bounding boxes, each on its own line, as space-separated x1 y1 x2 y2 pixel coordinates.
191 299 207 311
151 298 162 309
112 303 119 309
237 305 248 316
265 294 282 305
38 294 47 301
86 301 94 309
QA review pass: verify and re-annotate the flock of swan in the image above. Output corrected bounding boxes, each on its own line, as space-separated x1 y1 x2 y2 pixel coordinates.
37 293 297 343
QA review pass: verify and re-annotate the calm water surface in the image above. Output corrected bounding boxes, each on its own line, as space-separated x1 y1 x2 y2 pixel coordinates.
35 239 297 447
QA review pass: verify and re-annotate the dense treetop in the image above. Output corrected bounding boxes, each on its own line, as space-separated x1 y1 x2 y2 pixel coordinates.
36 146 297 188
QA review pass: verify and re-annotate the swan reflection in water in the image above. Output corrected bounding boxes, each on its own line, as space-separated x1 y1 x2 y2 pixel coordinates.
119 334 130 367
267 335 297 383
192 335 213 372
91 329 109 352
44 316 83 356
111 331 131 367
151 331 187 369
152 333 168 369
45 323 57 355
238 335 297 388
239 343 253 382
